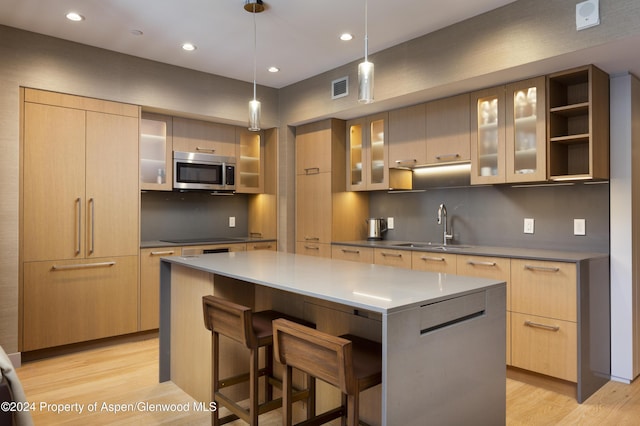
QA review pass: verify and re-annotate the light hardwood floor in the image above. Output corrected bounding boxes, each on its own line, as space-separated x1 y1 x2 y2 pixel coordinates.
15 337 640 425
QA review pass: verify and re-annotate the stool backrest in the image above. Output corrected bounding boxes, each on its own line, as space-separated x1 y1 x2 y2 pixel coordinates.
202 295 257 348
273 318 354 395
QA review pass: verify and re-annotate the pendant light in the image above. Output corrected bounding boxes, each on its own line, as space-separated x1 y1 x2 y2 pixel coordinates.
358 0 374 104
245 0 263 131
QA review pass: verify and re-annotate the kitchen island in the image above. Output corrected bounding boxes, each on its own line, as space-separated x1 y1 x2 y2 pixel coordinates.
159 251 506 425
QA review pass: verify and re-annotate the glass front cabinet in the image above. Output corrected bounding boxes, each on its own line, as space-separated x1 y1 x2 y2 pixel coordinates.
347 112 389 191
236 128 264 193
140 113 172 191
471 77 546 184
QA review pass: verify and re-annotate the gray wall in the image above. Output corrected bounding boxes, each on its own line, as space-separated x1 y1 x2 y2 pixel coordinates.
370 182 609 253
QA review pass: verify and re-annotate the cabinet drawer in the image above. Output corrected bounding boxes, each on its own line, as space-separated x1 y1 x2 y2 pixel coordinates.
296 242 332 258
246 241 277 251
374 248 412 269
511 259 576 322
412 251 456 274
332 245 374 263
456 255 510 309
511 312 577 382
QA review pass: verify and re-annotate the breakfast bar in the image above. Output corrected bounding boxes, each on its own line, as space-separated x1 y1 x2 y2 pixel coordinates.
159 251 507 425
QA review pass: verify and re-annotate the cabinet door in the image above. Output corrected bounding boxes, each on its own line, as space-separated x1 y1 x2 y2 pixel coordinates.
296 172 332 244
470 87 506 184
140 113 173 191
374 248 411 269
457 255 511 310
23 103 86 262
332 245 374 263
367 113 389 190
296 120 334 174
140 247 180 330
236 128 264 193
388 104 427 167
426 94 470 164
86 111 140 258
346 117 366 190
506 77 547 182
23 256 138 351
172 117 236 157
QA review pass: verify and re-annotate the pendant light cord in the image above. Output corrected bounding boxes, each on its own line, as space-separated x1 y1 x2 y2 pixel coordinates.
364 0 368 62
252 3 257 101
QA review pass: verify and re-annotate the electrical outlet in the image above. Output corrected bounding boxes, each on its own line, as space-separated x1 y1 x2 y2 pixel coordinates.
524 218 535 234
387 217 394 230
229 216 236 228
574 218 586 235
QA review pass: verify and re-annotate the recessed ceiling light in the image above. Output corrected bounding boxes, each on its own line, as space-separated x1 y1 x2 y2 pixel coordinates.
182 43 197 51
340 33 353 41
268 66 279 73
66 12 84 22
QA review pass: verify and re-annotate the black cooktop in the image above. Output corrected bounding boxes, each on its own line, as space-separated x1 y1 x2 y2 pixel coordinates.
160 237 241 244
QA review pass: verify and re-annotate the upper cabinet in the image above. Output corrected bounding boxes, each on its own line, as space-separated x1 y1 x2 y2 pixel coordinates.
547 65 609 180
347 113 389 190
426 93 471 165
471 77 546 184
236 128 264 193
140 113 173 191
506 76 547 183
389 104 427 167
172 117 236 157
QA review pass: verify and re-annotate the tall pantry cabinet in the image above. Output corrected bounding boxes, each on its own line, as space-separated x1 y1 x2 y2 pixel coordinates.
20 88 140 351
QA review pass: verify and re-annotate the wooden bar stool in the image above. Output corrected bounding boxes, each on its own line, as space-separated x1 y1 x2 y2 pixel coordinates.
273 318 382 426
202 295 312 425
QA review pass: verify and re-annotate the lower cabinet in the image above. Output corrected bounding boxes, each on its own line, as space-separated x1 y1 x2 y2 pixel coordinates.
246 241 277 251
412 251 457 273
373 248 412 269
296 242 332 258
22 256 138 351
331 245 374 263
140 247 180 331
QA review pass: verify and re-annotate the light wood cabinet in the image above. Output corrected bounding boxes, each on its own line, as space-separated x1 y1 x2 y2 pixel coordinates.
332 245 374 263
296 119 369 259
547 65 609 180
248 128 277 240
21 88 140 351
412 251 457 274
140 247 180 331
236 128 264 193
140 113 173 191
388 104 427 167
510 259 577 381
471 77 546 184
246 241 277 251
373 248 412 269
172 116 236 157
426 93 470 165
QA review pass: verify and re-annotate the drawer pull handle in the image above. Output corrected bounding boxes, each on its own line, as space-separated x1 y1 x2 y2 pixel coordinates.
524 320 560 332
394 159 417 166
435 153 461 161
249 232 263 238
51 261 116 271
341 249 361 254
251 244 272 250
196 147 216 153
381 252 402 258
151 251 176 256
304 167 320 175
467 260 496 267
304 236 320 241
421 256 445 262
524 265 560 272
304 245 320 250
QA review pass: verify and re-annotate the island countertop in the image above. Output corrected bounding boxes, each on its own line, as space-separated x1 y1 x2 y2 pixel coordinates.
161 250 505 314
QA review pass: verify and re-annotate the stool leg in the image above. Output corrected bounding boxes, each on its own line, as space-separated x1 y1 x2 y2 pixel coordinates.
341 393 348 426
307 375 316 420
264 344 273 402
347 392 359 426
283 365 293 426
212 332 220 426
249 347 259 425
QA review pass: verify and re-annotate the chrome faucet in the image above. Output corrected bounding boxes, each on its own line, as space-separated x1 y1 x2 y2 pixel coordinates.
437 203 453 245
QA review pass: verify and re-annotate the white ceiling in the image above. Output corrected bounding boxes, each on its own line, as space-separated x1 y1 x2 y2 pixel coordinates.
0 0 521 89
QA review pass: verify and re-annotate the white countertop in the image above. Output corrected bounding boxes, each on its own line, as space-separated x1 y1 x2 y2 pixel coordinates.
161 251 504 314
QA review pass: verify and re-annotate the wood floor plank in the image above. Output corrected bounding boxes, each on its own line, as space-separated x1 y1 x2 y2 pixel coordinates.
15 337 640 425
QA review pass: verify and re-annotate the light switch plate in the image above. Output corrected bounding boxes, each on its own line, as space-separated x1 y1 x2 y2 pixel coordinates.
524 218 534 234
387 217 394 230
229 216 236 227
574 218 586 235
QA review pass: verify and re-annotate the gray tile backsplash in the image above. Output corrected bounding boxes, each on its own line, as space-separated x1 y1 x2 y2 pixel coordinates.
369 181 609 253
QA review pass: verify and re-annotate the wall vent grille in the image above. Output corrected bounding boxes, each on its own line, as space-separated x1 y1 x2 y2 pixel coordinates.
331 77 348 99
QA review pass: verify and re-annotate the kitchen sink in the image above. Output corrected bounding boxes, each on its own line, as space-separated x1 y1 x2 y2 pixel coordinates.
391 242 472 251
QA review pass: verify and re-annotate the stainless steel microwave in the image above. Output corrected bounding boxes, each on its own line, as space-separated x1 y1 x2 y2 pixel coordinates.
173 151 236 191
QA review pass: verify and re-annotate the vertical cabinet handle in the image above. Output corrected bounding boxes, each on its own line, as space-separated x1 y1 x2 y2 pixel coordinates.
89 198 95 254
76 197 82 255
